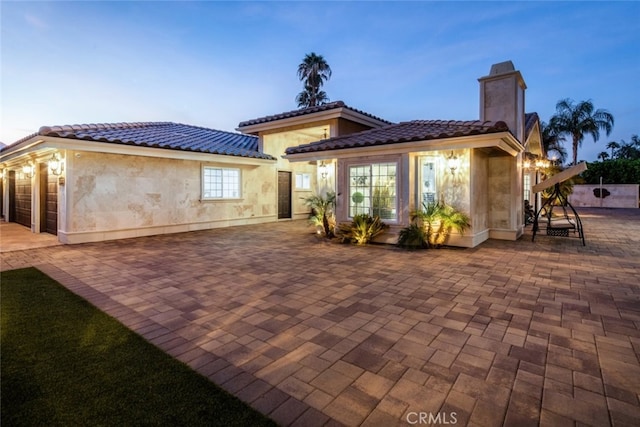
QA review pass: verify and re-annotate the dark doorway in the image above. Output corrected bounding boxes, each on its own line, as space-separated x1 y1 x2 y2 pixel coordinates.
40 163 58 235
277 171 292 219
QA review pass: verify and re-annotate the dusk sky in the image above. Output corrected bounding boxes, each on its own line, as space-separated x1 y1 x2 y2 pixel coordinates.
2 1 638 163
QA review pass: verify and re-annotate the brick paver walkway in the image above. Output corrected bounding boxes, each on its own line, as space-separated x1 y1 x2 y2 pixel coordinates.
2 208 639 426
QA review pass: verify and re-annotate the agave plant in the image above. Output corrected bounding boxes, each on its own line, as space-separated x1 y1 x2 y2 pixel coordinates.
304 191 336 238
402 201 471 248
337 214 388 245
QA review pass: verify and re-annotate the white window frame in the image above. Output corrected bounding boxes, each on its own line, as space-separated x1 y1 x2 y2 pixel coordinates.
419 156 439 207
348 162 398 222
295 172 311 190
202 166 241 200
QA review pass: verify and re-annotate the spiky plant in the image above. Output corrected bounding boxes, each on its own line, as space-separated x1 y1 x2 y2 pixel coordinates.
337 214 388 245
408 201 471 248
397 223 428 250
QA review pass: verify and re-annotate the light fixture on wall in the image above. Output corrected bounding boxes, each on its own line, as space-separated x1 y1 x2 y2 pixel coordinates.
48 152 64 176
534 158 550 170
318 161 328 180
446 151 460 175
22 162 34 178
523 155 550 171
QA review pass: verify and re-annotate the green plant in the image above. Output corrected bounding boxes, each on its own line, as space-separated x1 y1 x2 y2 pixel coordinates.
401 201 471 249
337 214 388 245
372 186 393 219
304 191 336 238
351 191 364 204
397 223 428 250
581 159 640 184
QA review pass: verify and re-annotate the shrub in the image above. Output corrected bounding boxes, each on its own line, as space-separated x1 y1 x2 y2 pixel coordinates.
397 223 428 250
304 192 336 238
337 214 388 245
398 201 471 249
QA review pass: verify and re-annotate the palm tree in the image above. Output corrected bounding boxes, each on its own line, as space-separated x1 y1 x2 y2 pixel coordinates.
549 99 614 165
296 52 332 108
296 84 329 109
606 141 620 159
597 151 609 162
410 201 471 248
541 121 567 164
617 139 640 160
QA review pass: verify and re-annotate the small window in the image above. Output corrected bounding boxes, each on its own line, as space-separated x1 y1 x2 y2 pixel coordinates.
295 172 311 190
202 167 241 199
420 158 438 206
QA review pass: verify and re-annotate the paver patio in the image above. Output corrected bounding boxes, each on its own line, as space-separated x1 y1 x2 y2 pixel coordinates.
1 208 639 426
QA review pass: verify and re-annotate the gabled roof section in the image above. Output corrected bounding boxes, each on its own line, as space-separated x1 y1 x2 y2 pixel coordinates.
285 119 510 155
524 112 544 156
525 112 540 140
3 122 275 160
237 101 392 133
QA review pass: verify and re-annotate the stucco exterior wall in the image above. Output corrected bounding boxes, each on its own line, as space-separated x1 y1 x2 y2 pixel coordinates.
262 129 327 219
61 150 276 243
470 150 490 245
569 184 639 208
487 155 521 240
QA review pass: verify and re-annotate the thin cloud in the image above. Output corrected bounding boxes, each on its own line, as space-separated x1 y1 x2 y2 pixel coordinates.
24 13 48 30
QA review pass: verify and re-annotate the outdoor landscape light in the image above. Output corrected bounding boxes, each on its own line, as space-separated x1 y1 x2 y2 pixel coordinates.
22 162 34 178
447 151 460 175
318 161 328 179
48 152 63 176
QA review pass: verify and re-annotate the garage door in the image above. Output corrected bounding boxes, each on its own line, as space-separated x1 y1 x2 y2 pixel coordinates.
40 164 58 235
14 171 32 228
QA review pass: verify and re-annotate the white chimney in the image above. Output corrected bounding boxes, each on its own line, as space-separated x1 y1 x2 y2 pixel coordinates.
478 61 526 143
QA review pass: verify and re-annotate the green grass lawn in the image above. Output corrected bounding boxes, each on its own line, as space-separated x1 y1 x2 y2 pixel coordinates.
1 267 276 426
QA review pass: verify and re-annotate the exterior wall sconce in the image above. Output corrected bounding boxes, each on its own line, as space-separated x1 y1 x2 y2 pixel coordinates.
318 161 328 180
534 158 550 169
22 162 34 178
523 157 550 171
48 152 64 176
446 151 460 175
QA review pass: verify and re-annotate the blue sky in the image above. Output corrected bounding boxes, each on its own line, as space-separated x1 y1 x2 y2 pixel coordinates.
2 1 638 163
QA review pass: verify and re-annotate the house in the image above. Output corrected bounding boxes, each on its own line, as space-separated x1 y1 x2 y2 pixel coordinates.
0 106 388 244
283 61 545 247
0 60 544 248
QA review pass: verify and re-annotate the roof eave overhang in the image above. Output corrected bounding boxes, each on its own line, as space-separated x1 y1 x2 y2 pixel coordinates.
284 132 523 162
1 136 276 167
237 107 390 134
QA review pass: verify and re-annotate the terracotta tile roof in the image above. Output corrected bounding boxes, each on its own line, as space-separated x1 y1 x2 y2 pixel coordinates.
15 122 274 160
238 101 392 128
285 119 510 155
